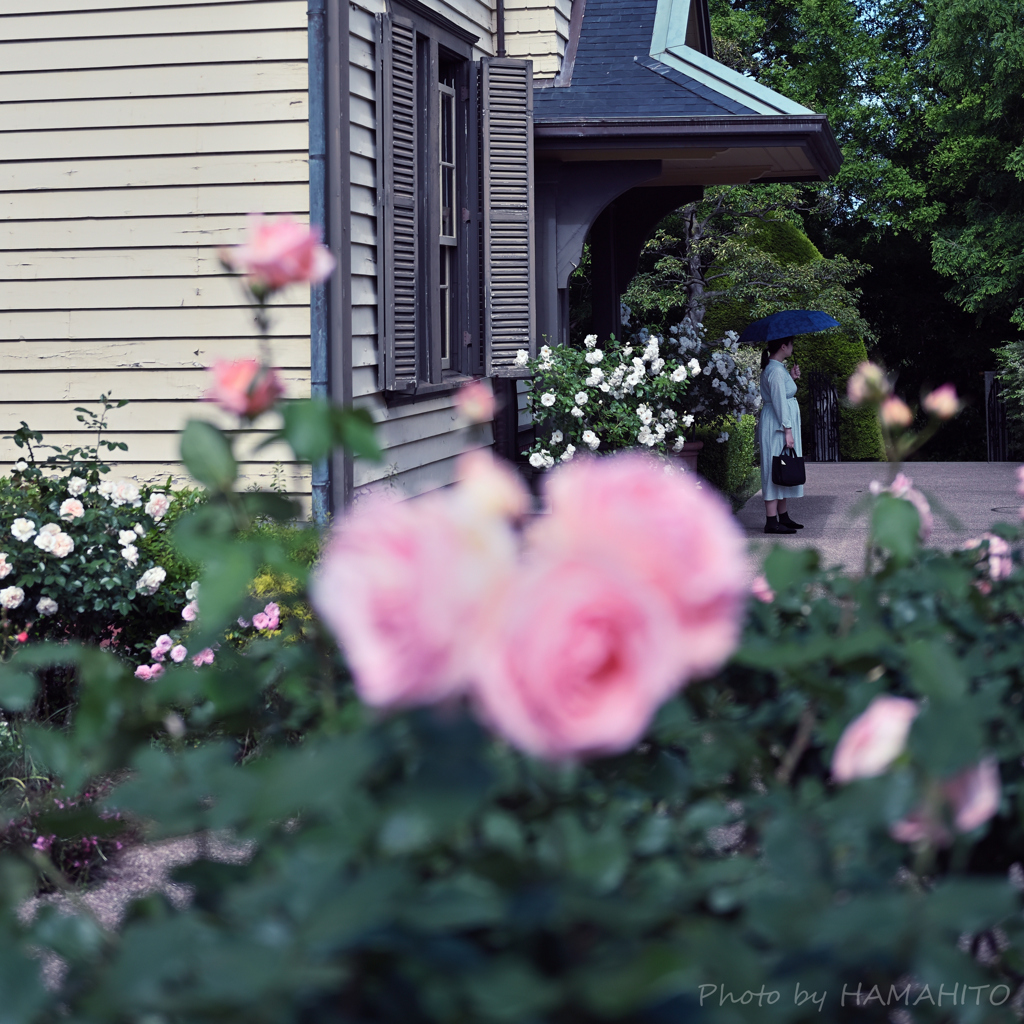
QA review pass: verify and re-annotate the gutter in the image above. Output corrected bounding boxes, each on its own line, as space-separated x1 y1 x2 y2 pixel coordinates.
308 0 330 523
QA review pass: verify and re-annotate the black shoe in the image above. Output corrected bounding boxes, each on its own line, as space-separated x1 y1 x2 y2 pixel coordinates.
779 512 804 529
765 516 797 535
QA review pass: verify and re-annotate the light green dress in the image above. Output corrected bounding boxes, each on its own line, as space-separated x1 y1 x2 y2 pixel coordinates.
758 359 803 500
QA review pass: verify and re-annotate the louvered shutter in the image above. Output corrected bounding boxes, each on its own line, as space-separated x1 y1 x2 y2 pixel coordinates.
480 58 536 375
380 16 419 390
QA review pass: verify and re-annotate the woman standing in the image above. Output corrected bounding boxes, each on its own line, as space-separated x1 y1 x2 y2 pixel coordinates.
758 336 804 534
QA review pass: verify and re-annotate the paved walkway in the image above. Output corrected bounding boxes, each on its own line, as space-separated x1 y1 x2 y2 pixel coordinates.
736 462 1022 572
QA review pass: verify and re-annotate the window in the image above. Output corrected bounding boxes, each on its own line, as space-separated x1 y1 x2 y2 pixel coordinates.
379 6 536 393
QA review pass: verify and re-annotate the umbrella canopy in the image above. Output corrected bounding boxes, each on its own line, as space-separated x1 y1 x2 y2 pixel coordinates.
737 310 841 345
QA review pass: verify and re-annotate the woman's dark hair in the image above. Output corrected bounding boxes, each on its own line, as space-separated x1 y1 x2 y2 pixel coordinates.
761 336 795 371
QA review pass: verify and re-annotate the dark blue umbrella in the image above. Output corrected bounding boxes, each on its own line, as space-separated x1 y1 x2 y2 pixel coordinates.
737 309 841 345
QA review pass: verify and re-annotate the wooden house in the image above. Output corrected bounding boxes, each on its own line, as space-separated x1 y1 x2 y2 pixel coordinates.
0 0 839 517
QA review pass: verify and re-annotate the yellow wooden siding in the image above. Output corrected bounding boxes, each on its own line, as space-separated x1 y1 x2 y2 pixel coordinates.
505 0 571 78
0 0 311 498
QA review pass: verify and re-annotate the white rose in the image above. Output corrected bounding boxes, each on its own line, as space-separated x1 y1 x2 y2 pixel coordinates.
67 476 87 497
581 430 600 450
584 334 598 349
513 349 530 367
13 461 27 473
118 529 137 547
34 532 55 553
134 523 146 537
539 345 553 360
551 430 563 444
0 586 24 610
185 580 200 602
11 519 36 542
144 493 171 521
584 349 604 364
637 425 655 446
540 392 557 407
59 498 84 522
688 358 702 375
36 597 58 616
570 406 584 418
637 404 653 426
651 358 665 374
560 444 576 462
50 532 74 558
0 554 10 580
111 480 141 508
121 544 139 566
585 368 604 386
97 480 116 500
682 414 695 427
673 436 686 452
670 366 687 383
574 392 588 406
137 566 167 596
529 453 547 469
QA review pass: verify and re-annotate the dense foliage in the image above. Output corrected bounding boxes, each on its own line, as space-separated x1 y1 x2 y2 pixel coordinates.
692 413 759 509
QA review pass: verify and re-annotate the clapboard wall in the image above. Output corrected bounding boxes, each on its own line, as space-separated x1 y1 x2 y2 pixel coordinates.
0 0 312 497
504 0 571 79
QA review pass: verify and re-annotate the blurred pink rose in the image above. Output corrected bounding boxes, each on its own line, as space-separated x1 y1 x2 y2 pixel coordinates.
182 600 198 622
879 396 913 428
944 758 1000 832
847 362 889 405
455 381 496 425
471 557 680 759
751 574 775 603
455 449 530 521
149 663 165 680
922 383 959 419
170 645 188 663
135 665 154 681
527 452 747 683
891 758 1001 846
191 647 215 667
207 360 284 419
964 533 1013 580
311 485 517 709
832 695 919 782
886 472 933 542
154 634 174 654
220 214 336 293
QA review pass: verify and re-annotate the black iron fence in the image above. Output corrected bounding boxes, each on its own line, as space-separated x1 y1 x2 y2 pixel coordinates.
809 371 840 462
985 371 1009 462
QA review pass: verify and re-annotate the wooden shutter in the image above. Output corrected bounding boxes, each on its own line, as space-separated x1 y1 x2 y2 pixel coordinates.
380 16 419 390
480 58 536 376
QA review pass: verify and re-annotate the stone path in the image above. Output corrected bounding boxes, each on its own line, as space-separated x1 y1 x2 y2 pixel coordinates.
736 461 1022 572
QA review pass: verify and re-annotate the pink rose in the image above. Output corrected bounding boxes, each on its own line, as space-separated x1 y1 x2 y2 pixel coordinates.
237 617 251 628
891 758 1001 846
170 645 188 663
455 381 496 425
880 396 913 428
832 695 919 782
922 383 959 420
149 663 165 680
150 647 166 663
191 647 215 667
751 574 775 603
964 533 1012 580
259 602 281 630
471 557 681 760
219 214 336 293
847 362 889 405
207 360 285 419
311 488 517 709
154 634 174 654
526 453 747 682
181 600 198 622
944 757 1001 833
252 612 270 630
59 498 84 522
134 665 153 680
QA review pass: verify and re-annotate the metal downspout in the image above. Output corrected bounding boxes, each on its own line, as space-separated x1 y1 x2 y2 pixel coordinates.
308 0 330 524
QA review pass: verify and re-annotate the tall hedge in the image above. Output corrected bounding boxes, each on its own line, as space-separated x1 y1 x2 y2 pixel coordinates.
693 414 759 510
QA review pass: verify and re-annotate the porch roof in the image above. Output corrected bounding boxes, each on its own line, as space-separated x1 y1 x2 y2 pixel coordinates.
533 0 842 184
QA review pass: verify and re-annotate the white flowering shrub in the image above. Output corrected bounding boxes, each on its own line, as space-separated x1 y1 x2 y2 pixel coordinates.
523 333 698 465
0 410 187 654
649 321 762 422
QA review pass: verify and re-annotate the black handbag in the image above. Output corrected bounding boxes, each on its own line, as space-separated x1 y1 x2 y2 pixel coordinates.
771 446 806 487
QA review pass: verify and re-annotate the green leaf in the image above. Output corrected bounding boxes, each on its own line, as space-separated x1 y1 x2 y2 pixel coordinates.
335 406 381 461
0 669 36 711
180 419 237 491
196 544 258 635
871 493 920 562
